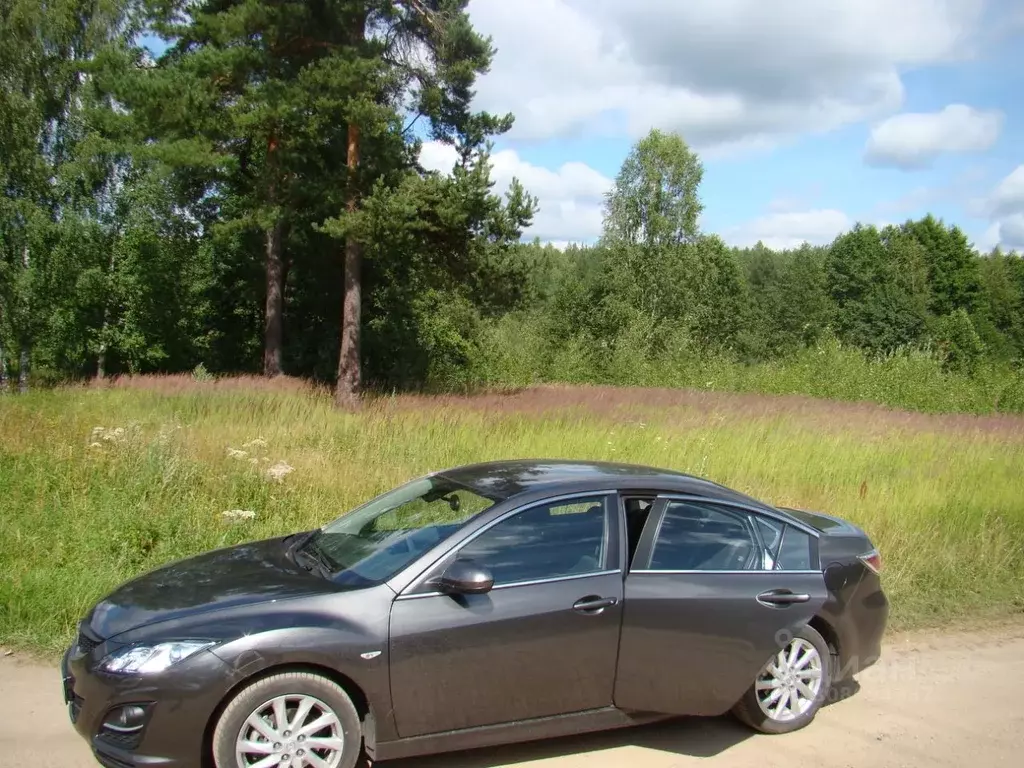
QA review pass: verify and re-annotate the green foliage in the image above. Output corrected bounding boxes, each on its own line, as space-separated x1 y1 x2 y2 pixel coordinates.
933 309 986 375
738 243 831 358
903 214 982 316
603 128 704 248
826 224 930 354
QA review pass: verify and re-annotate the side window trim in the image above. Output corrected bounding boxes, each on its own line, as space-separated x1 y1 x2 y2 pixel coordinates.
628 497 670 572
397 490 621 598
752 515 784 570
630 495 821 575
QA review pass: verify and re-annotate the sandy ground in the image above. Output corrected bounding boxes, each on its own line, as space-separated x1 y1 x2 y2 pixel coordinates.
3 623 1023 768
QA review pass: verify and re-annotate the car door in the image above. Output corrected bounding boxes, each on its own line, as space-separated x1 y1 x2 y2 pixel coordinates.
613 496 828 716
388 492 624 737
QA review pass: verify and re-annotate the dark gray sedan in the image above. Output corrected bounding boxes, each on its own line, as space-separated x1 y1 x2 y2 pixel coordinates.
61 459 888 768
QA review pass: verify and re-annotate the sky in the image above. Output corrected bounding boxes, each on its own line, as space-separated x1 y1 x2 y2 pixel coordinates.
417 0 1024 252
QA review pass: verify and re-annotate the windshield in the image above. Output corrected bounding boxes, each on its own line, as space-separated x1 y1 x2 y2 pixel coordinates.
300 475 495 587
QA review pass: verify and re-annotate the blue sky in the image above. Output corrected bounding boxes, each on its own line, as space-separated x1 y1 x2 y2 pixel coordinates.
417 0 1024 252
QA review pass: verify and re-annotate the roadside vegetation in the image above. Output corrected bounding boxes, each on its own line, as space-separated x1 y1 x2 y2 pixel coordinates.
2 381 1022 655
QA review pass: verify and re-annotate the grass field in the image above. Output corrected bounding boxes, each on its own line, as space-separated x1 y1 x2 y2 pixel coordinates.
2 376 1023 655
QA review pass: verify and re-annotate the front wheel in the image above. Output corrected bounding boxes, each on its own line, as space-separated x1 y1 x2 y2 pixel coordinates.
731 625 832 734
212 671 363 768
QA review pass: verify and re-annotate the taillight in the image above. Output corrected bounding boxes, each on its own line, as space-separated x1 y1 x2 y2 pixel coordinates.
858 548 882 574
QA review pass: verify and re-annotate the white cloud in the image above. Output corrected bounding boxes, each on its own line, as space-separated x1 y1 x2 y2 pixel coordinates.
726 209 853 251
419 141 613 244
978 165 1024 251
466 0 985 151
999 214 1024 250
864 104 1003 169
989 164 1024 217
977 221 1002 252
417 141 460 175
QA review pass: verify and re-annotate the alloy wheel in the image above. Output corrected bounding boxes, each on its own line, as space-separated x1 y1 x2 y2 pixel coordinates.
235 694 345 768
754 637 825 722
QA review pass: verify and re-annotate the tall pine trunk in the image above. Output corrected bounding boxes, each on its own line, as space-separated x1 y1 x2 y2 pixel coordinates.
335 7 367 408
263 133 285 378
18 245 30 394
18 347 29 394
335 122 362 407
0 317 8 394
263 218 285 377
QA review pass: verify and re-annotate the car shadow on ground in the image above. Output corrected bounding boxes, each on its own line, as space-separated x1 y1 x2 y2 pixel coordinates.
369 680 863 767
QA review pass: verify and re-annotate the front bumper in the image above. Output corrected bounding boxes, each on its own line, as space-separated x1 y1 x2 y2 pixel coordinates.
61 640 234 768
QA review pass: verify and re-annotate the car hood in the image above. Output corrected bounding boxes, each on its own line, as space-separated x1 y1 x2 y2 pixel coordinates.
85 535 333 640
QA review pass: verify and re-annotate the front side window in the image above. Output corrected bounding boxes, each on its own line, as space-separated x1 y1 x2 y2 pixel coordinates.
649 501 758 571
455 496 611 586
303 476 495 586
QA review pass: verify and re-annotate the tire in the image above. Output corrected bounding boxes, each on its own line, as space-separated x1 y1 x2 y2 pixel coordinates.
731 624 833 735
212 671 363 768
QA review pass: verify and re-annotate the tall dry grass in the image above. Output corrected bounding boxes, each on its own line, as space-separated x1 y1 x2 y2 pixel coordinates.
2 378 1023 654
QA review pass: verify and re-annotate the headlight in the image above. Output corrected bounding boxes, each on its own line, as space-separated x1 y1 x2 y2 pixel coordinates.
99 641 216 675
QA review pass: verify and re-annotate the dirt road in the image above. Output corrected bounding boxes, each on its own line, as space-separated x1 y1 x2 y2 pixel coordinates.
3 623 1023 768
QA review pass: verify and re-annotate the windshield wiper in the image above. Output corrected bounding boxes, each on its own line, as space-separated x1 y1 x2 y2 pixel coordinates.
296 536 337 579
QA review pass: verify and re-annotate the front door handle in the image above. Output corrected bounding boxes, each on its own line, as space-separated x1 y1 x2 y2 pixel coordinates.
572 596 618 614
756 589 811 607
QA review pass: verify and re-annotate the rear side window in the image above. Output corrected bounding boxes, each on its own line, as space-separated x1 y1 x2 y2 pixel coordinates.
776 527 813 570
649 502 758 571
757 517 814 571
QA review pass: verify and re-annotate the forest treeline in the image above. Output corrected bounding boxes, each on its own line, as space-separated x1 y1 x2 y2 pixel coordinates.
3 1 1023 412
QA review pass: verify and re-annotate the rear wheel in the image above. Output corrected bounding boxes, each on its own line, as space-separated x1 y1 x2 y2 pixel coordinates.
731 625 832 734
212 672 363 768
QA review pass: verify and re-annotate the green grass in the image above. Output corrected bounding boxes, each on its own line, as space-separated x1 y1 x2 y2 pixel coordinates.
2 379 1023 656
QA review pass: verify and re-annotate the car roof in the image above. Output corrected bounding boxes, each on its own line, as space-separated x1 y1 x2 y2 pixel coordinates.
435 458 772 510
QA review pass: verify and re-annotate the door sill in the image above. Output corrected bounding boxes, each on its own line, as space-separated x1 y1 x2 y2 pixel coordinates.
372 706 670 762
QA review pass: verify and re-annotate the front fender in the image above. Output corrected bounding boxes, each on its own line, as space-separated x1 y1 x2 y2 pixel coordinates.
207 591 397 740
111 585 399 744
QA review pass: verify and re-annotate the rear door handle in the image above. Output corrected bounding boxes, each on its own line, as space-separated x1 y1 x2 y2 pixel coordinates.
572 596 618 614
756 589 811 607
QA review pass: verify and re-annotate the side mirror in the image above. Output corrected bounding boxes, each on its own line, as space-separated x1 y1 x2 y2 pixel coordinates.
438 560 494 595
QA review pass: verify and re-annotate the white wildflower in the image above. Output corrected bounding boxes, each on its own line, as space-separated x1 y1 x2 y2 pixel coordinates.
243 437 268 450
91 426 127 443
227 448 248 459
221 509 256 521
89 442 103 449
266 461 294 483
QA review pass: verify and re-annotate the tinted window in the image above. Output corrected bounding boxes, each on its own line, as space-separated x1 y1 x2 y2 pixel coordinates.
776 526 813 570
457 497 609 585
650 502 757 571
754 517 814 571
